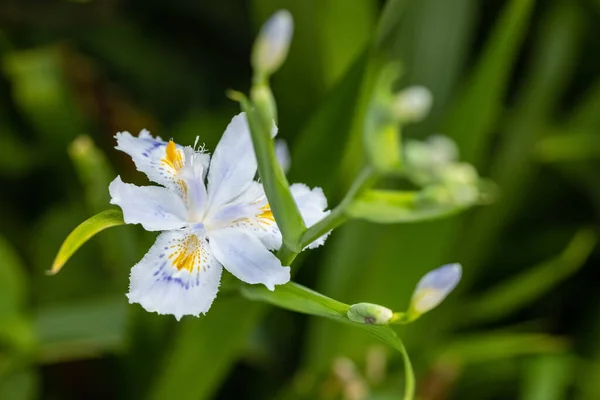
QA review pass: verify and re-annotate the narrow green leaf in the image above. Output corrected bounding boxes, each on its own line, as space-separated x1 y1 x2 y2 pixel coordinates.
68 136 114 213
2 47 87 153
437 333 567 365
521 354 573 400
458 0 583 276
50 208 125 275
241 282 415 399
0 236 27 317
0 236 33 354
346 190 467 224
149 299 264 400
464 228 596 324
68 135 138 280
536 130 600 163
443 0 535 165
239 97 306 252
35 296 127 363
288 53 368 196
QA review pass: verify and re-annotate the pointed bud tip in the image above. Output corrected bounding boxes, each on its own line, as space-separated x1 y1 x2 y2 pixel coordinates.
252 10 294 76
410 263 462 316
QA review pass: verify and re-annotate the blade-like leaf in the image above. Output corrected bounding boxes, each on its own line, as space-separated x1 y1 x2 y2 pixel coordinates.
241 282 415 399
239 98 307 252
464 228 596 324
436 332 567 365
443 0 535 165
521 354 573 400
35 296 127 364
50 209 125 275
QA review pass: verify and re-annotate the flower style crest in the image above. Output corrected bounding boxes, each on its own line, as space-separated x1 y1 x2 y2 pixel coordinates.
109 113 329 319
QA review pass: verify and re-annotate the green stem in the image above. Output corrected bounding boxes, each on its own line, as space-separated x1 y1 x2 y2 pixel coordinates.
300 166 377 248
399 339 416 400
238 94 307 252
276 245 298 266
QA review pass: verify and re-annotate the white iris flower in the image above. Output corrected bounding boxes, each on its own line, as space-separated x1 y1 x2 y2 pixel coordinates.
109 113 329 320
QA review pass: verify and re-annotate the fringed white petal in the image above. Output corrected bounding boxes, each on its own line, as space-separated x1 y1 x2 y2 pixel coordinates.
109 176 188 231
290 183 330 249
127 230 223 320
208 227 289 290
115 130 188 196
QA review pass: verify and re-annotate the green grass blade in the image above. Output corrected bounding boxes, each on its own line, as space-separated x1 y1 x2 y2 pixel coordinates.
458 0 584 275
443 0 535 165
288 53 368 196
50 209 125 275
521 354 573 400
437 333 567 365
464 228 596 324
35 296 127 364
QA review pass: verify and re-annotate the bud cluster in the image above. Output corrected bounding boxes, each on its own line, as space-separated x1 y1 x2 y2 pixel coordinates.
405 135 484 207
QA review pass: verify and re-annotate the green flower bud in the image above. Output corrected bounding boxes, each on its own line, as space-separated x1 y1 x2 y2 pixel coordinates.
347 302 393 325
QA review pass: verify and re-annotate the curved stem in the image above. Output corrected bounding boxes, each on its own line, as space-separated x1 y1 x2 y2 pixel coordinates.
300 166 377 248
398 339 416 400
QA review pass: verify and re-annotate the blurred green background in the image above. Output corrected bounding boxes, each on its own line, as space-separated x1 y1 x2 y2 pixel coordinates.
1 0 600 399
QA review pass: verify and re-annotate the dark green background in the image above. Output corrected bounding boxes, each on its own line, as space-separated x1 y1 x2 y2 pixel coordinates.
1 0 599 399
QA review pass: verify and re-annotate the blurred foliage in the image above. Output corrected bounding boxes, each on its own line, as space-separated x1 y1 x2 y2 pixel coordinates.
0 0 599 399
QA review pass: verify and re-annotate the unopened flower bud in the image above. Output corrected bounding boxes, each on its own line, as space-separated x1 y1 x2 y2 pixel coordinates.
252 10 294 78
409 263 462 319
405 135 459 185
275 139 290 173
347 302 393 325
393 86 433 122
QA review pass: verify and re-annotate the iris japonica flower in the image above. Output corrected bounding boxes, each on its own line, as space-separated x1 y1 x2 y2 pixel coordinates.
109 113 329 320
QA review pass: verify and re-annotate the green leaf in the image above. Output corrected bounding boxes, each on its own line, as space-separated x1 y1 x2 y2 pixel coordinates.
0 236 33 355
35 296 127 363
50 208 125 275
241 282 415 399
149 299 264 400
0 236 27 318
521 354 573 400
464 228 596 324
238 96 306 252
2 47 87 153
288 53 368 196
346 189 467 224
68 136 114 213
458 0 583 274
436 332 567 365
443 0 535 165
68 136 138 280
0 371 38 400
536 130 600 163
